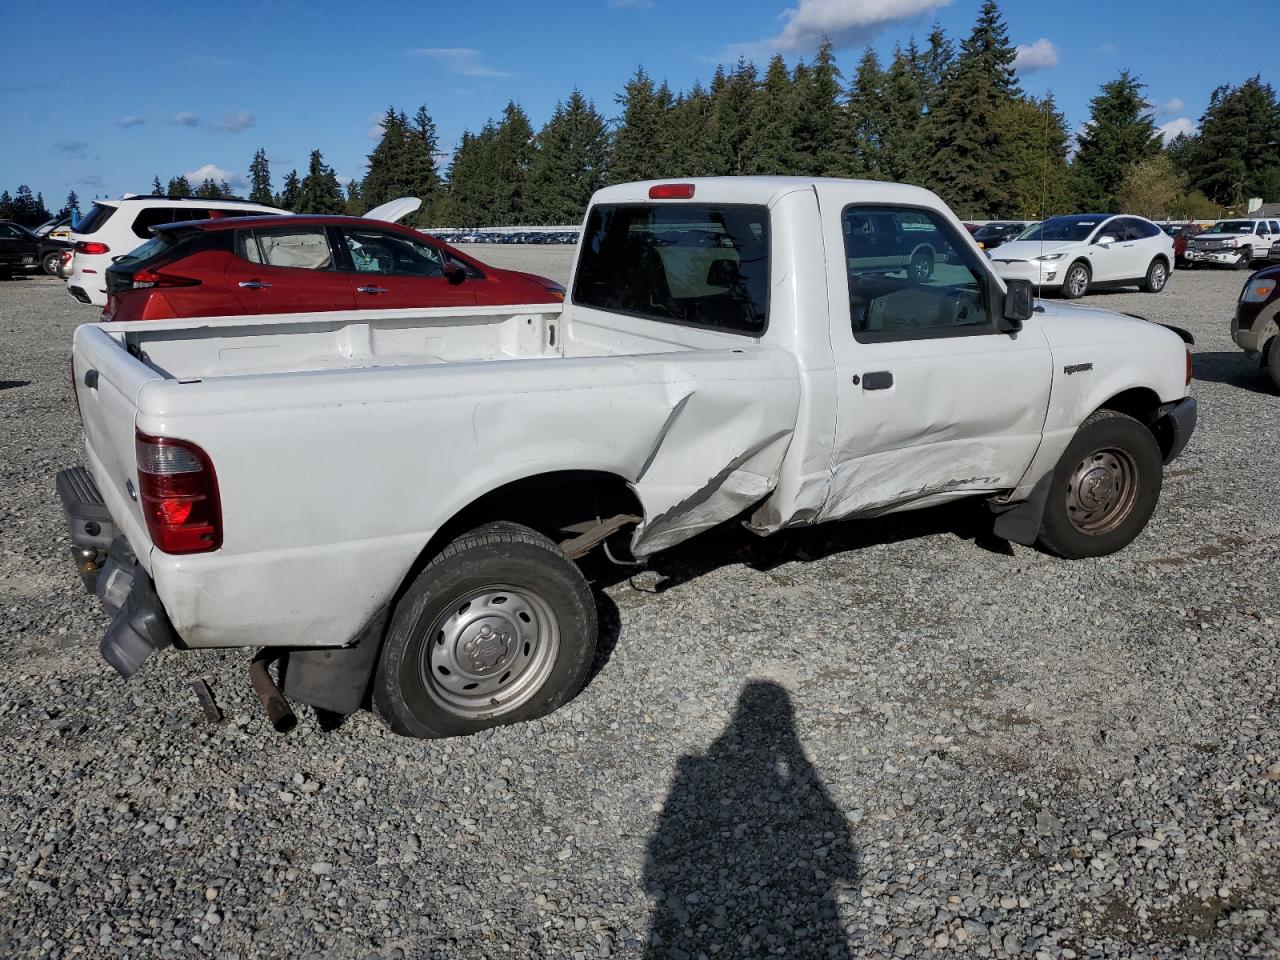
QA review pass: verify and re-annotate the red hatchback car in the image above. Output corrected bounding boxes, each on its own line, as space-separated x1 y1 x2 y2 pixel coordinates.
102 215 565 321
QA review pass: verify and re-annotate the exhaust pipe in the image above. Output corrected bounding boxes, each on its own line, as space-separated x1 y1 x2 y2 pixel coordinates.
249 650 297 733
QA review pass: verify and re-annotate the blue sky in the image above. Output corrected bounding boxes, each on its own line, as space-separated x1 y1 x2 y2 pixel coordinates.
0 0 1269 209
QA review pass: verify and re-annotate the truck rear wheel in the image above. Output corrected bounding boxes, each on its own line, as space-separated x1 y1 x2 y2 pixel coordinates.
373 521 598 738
1035 410 1163 558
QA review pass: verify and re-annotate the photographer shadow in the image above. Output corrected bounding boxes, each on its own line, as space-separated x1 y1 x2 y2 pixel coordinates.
643 681 859 958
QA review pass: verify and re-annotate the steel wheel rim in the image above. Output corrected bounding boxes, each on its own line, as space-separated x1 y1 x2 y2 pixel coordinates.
418 584 560 719
1065 446 1140 534
1068 266 1088 296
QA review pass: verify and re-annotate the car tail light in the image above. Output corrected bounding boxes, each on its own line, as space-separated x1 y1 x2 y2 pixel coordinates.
135 432 222 554
59 250 73 266
648 183 695 200
1186 348 1193 386
131 267 199 291
75 241 110 255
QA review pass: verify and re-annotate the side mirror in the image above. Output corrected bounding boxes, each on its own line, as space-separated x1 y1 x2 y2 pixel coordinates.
1000 279 1033 332
1095 235 1115 247
443 262 467 286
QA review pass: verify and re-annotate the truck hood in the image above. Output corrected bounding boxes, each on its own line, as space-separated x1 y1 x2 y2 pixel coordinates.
1033 298 1190 356
987 240 1075 262
1192 232 1249 243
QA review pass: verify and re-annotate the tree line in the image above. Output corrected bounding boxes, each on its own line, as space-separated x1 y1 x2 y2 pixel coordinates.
23 1 1280 229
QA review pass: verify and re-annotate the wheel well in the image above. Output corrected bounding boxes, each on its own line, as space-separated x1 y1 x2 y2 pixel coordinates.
1069 258 1090 277
1096 387 1172 456
397 470 643 594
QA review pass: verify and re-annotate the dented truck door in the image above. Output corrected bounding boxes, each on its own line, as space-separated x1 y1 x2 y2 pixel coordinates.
816 188 1053 521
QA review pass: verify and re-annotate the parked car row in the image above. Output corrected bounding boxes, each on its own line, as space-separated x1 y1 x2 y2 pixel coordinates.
445 230 579 245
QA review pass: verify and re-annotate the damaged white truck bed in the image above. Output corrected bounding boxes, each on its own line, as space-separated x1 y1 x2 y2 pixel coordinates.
60 176 1198 739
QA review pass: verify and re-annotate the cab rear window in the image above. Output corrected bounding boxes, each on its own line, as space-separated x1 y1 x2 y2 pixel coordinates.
572 203 769 335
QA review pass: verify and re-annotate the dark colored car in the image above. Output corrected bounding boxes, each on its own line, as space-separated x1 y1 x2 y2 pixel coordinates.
1232 264 1280 387
102 215 566 321
1162 223 1202 267
0 220 71 277
971 221 1027 250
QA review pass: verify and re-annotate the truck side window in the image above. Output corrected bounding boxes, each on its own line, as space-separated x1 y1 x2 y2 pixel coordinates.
843 205 992 342
573 203 770 335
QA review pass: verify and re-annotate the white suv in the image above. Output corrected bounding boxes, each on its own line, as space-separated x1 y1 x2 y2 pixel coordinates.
67 196 284 306
989 214 1174 299
1185 218 1280 270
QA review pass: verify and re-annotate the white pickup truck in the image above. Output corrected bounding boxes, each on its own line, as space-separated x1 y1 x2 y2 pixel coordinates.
58 177 1197 738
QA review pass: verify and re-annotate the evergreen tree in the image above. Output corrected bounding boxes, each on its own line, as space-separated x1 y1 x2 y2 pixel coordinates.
922 0 1021 217
1187 76 1280 207
343 180 368 217
669 83 720 176
408 105 444 217
151 175 163 196
793 39 848 176
195 178 222 199
487 102 535 223
363 108 412 207
1071 70 1162 211
278 169 300 211
0 190 11 221
525 91 611 224
712 60 758 176
295 150 344 214
846 48 887 178
743 55 800 175
879 41 928 184
1165 132 1195 176
249 148 274 205
441 124 501 226
61 190 80 217
1000 94 1072 218
167 176 192 198
611 67 675 183
10 185 49 227
922 21 955 102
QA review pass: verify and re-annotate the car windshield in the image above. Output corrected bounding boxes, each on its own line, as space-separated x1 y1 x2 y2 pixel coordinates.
1017 217 1105 243
1208 221 1254 234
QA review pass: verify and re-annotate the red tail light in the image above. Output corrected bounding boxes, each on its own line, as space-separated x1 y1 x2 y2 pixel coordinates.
648 183 695 200
131 267 199 290
1186 348 1193 386
135 432 222 554
75 241 110 255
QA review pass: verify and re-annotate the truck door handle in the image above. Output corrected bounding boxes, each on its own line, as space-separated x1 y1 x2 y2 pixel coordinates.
238 280 272 289
356 285 389 294
861 371 894 390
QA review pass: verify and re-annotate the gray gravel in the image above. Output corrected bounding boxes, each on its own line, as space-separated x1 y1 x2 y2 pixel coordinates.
1 265 1278 959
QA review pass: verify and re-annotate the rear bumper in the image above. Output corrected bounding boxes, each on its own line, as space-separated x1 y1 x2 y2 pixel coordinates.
57 467 177 677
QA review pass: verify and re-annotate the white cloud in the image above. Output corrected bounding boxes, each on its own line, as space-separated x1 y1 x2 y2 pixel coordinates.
172 111 201 127
184 163 248 193
215 110 255 133
731 0 951 56
117 115 145 128
366 111 388 140
1013 38 1058 74
1158 117 1198 142
336 175 353 187
405 47 512 78
1158 97 1184 116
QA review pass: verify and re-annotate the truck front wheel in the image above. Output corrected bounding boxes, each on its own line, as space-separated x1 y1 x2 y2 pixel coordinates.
373 521 598 738
1035 410 1163 558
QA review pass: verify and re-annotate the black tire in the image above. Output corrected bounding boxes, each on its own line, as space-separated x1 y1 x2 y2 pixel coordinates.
1267 338 1280 392
41 251 60 276
1237 247 1254 270
1035 409 1163 559
1061 261 1090 299
373 521 597 739
1140 258 1169 293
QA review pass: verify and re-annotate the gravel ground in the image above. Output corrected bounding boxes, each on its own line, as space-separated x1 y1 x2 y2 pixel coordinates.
1 265 1277 960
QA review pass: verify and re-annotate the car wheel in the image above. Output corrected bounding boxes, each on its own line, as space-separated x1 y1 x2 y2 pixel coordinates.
1062 261 1090 299
373 521 598 739
1237 247 1254 270
1140 258 1169 293
41 251 61 276
1267 338 1280 392
909 249 934 282
1035 409 1163 559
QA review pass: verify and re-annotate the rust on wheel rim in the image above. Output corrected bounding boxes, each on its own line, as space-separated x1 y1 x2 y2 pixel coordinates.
1065 446 1140 535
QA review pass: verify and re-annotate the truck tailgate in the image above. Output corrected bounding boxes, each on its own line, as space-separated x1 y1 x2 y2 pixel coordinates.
72 324 163 568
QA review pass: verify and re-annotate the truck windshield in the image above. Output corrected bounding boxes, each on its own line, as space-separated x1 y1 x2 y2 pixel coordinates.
573 203 769 335
1017 216 1105 242
1208 221 1254 234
